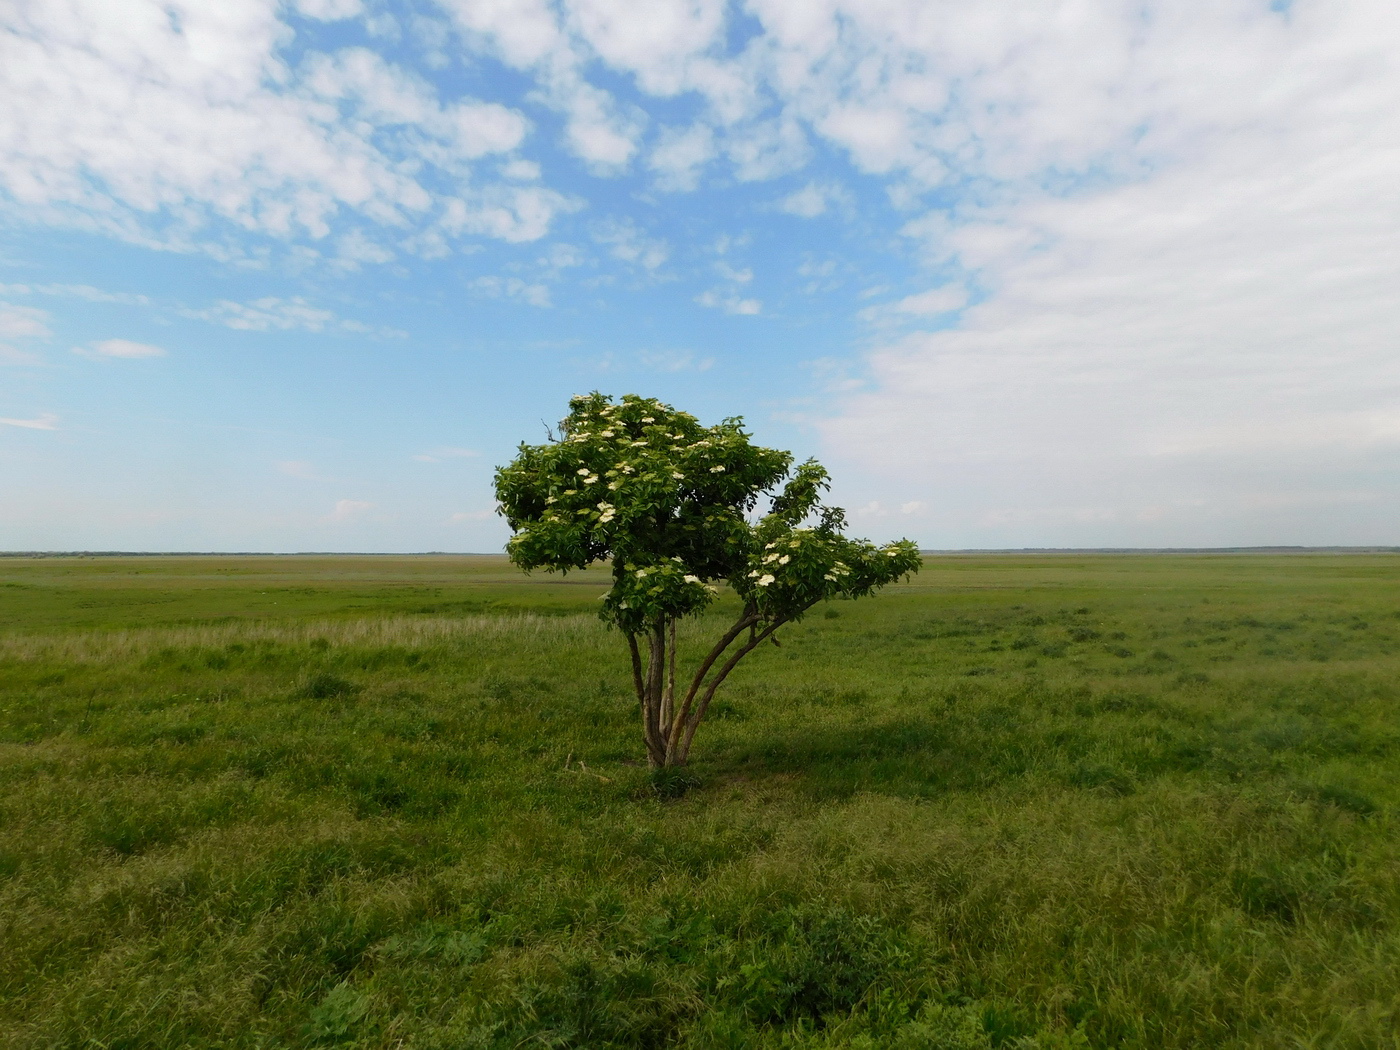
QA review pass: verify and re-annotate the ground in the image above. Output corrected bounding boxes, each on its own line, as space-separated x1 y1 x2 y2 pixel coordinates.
1 553 1397 1048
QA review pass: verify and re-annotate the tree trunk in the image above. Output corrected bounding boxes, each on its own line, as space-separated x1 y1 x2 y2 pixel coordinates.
631 605 803 769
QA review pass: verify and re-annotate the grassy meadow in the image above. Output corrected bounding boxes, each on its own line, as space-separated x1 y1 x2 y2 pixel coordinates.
1 553 1397 1048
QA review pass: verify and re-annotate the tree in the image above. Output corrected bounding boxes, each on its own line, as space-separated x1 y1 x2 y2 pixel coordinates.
494 393 922 768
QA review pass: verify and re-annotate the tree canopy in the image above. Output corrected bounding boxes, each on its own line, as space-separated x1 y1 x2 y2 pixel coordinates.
495 392 921 768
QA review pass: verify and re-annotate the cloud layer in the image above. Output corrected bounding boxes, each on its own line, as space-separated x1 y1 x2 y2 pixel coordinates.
3 0 1398 547
0 0 565 256
815 0 1400 543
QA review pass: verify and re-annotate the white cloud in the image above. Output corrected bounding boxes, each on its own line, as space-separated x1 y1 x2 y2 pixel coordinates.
0 412 58 430
414 447 480 462
695 290 760 315
470 276 551 307
649 123 715 191
776 183 827 218
442 0 644 171
441 184 577 243
198 298 334 332
593 219 669 271
777 181 849 218
724 118 810 182
0 347 40 365
638 349 714 372
0 1 554 257
820 0 1400 543
295 0 364 20
190 296 404 337
300 47 528 162
867 284 969 321
0 283 150 305
327 498 373 522
501 158 541 181
278 460 317 479
333 229 396 270
76 338 166 359
0 300 47 363
0 302 50 339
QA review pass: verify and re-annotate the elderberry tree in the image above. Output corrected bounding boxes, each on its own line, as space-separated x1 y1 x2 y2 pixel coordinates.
495 393 921 768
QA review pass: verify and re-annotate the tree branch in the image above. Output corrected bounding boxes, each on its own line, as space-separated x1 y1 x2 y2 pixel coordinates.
676 616 788 762
626 631 644 705
665 607 758 756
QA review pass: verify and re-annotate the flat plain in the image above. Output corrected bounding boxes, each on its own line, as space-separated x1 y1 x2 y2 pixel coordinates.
1 553 1397 1048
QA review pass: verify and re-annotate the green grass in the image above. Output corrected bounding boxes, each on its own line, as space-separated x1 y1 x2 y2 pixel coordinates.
1 553 1398 1048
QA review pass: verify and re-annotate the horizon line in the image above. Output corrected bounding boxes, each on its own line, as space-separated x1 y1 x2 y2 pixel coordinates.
3 546 1400 559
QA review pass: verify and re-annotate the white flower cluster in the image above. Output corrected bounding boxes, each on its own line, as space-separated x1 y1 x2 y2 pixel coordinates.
597 502 615 524
824 561 850 582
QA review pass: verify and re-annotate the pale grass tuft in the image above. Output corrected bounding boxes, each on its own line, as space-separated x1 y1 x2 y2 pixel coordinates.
0 614 616 664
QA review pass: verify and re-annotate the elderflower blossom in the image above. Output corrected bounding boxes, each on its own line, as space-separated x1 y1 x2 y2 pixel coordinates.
635 567 649 578
684 575 700 584
600 430 614 437
778 555 791 565
757 574 775 587
621 464 635 474
577 468 589 475
641 416 654 423
710 465 725 473
672 472 684 480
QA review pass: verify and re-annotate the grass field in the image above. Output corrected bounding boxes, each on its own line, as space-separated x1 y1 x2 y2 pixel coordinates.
1 553 1397 1048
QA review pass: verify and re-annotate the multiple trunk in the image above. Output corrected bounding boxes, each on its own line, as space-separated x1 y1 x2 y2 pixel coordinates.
627 607 788 768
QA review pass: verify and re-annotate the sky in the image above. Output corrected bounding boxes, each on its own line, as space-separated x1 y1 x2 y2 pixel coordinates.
2 0 1398 552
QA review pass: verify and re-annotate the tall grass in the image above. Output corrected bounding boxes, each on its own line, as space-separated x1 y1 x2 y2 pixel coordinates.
1 554 1397 1048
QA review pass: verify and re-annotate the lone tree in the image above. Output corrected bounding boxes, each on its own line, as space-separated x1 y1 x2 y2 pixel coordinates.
495 393 921 768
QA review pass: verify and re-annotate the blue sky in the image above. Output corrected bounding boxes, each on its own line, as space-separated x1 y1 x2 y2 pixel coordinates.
2 0 1398 551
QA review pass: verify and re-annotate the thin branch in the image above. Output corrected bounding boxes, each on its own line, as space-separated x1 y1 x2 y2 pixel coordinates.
676 596 828 764
626 631 644 705
665 609 758 755
644 623 667 763
676 616 787 762
690 618 784 728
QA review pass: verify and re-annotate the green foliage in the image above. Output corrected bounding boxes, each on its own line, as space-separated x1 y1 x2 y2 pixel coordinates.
306 982 371 1043
494 393 921 635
